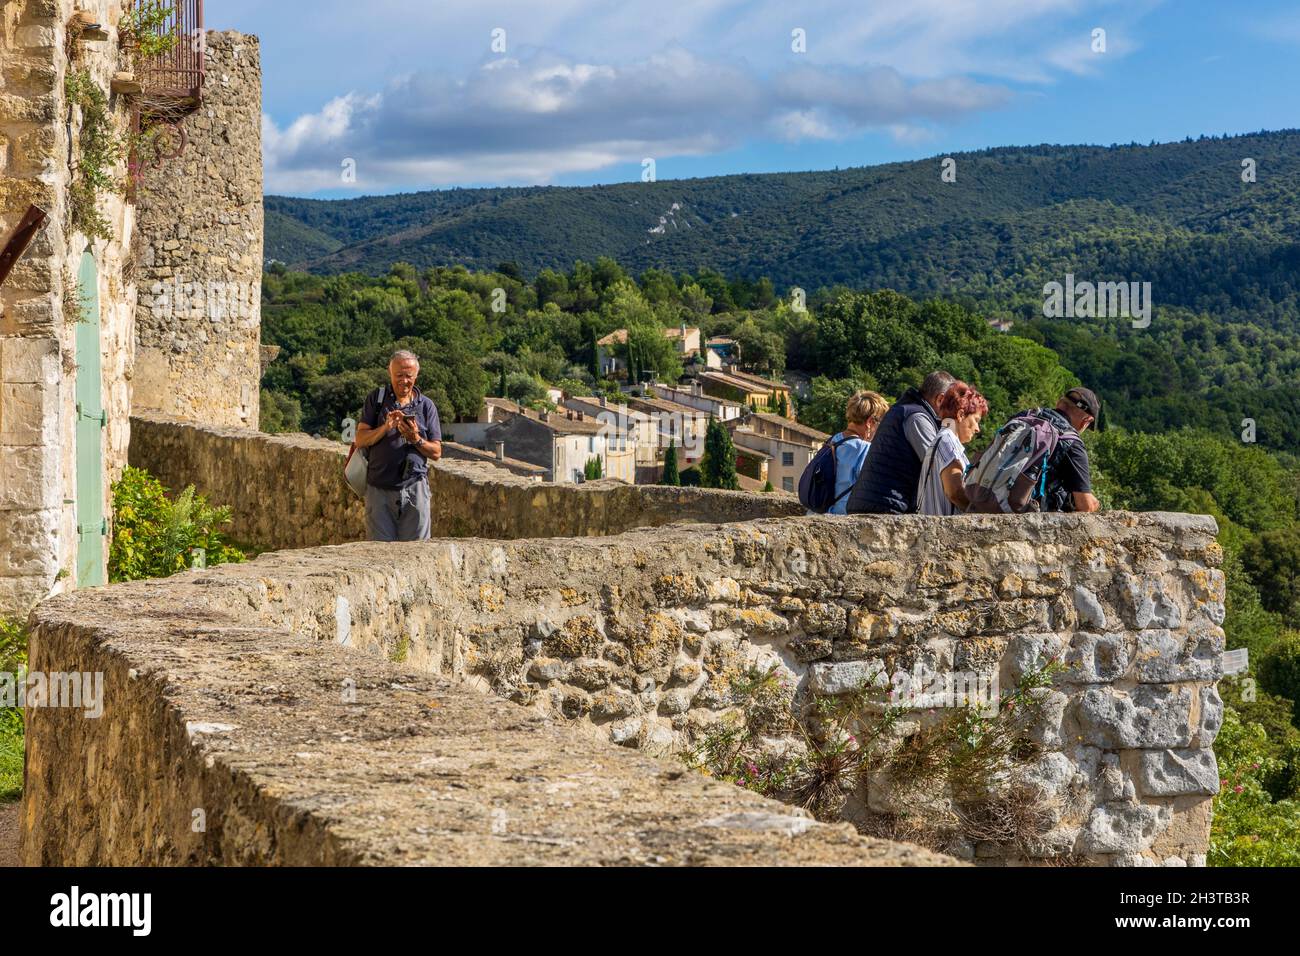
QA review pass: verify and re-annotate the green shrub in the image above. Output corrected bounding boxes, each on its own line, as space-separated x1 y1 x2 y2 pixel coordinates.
108 467 244 582
1210 705 1300 866
0 618 27 802
1259 633 1300 727
260 388 303 434
1220 678 1300 800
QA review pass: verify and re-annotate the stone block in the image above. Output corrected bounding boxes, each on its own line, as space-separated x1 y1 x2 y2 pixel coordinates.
1138 749 1219 797
1027 688 1068 749
1133 623 1223 683
1074 685 1194 749
1149 797 1213 857
0 508 59 577
1080 803 1171 854
1097 752 1135 801
809 659 888 695
1192 685 1223 748
1004 632 1066 683
1073 586 1108 629
0 442 59 510
1064 632 1132 683
526 657 568 682
0 378 56 444
0 573 50 614
0 335 59 384
711 606 789 636
15 25 56 50
1116 574 1183 629
799 601 845 635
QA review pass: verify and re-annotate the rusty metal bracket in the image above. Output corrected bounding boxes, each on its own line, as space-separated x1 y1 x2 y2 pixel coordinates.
0 205 49 289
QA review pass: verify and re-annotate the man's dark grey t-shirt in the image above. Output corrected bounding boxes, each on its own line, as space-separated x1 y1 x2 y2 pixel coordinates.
360 386 441 490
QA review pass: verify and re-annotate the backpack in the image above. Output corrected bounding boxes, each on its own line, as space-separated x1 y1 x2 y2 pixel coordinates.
799 434 852 513
343 386 385 498
963 410 1082 514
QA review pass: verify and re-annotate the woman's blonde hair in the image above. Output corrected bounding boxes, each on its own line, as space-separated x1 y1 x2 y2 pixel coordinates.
846 389 889 426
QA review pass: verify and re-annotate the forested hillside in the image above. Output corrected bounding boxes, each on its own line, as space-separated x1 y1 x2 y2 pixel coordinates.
267 130 1300 332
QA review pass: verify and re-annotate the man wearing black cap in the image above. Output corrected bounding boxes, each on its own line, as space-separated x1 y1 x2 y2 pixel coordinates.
1041 387 1101 513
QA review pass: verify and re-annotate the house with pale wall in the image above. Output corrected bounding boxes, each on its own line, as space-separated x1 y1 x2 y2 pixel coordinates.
727 411 829 493
560 394 658 478
621 392 709 472
649 381 742 422
485 405 634 484
0 0 260 615
699 366 793 414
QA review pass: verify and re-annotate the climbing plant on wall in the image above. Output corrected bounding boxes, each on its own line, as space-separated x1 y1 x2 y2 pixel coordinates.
64 69 122 241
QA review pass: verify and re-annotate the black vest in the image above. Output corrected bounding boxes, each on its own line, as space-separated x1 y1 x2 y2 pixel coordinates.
846 388 938 514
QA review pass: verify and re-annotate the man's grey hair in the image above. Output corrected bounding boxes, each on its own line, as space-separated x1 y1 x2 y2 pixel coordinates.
389 349 420 366
921 370 956 402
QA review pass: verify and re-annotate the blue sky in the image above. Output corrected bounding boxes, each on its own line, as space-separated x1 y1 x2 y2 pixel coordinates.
208 0 1300 197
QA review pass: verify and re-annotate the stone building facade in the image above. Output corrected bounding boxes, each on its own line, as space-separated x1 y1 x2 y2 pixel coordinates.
1 0 137 611
131 31 262 429
0 1 261 616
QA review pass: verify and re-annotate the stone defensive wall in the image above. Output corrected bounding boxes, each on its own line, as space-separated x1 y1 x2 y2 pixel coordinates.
128 413 805 548
22 414 1225 865
20 539 956 866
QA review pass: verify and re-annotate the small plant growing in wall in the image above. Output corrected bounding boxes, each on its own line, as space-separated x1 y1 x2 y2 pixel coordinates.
65 69 124 241
681 657 1072 859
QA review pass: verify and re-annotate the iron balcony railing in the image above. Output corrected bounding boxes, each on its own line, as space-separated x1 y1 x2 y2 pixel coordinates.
130 0 205 105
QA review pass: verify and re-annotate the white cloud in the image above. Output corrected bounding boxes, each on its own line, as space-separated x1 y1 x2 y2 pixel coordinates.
249 0 1164 193
264 49 1009 192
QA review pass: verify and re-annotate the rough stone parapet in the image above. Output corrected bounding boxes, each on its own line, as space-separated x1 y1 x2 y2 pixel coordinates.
20 558 956 866
22 504 1223 866
128 413 805 548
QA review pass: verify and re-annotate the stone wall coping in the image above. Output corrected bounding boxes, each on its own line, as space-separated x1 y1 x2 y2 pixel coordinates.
22 529 963 866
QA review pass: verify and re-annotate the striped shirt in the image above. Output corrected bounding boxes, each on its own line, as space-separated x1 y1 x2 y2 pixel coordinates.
917 427 969 516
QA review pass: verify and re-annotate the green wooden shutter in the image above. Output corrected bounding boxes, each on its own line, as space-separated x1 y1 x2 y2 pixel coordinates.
74 251 106 587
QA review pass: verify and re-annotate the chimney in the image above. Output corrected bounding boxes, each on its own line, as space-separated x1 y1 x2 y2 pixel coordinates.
495 441 505 461
600 395 608 408
567 409 574 420
692 380 702 397
577 411 585 422
540 410 549 422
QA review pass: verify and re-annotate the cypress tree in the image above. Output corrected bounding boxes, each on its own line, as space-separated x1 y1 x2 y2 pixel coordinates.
701 419 739 490
662 440 680 485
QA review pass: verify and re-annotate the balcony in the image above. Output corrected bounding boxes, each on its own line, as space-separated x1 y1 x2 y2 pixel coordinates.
121 0 205 112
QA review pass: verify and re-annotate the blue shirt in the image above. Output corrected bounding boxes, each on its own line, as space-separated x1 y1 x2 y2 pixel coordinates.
360 386 442 490
829 434 871 515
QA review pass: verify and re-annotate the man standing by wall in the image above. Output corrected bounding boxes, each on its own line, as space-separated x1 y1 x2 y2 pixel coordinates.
846 371 955 515
354 350 442 541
